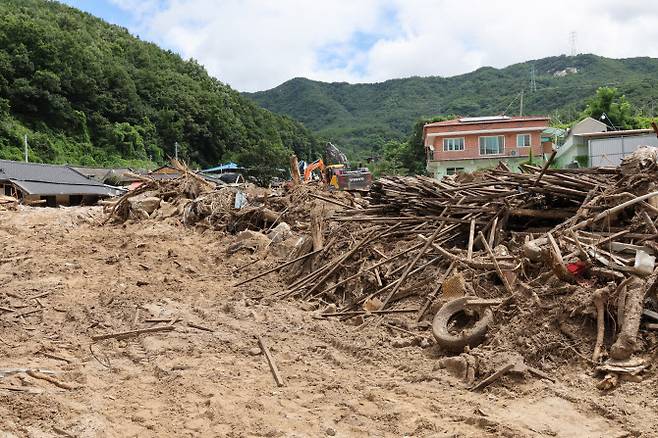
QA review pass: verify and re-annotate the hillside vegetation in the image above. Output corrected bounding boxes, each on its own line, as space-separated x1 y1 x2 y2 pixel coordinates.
0 0 320 170
247 55 658 159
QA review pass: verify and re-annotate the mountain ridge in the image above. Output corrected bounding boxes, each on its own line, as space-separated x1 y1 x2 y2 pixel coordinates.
245 54 658 158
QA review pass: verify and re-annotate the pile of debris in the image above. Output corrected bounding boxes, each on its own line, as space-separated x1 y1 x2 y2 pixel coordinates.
105 160 359 237
0 195 18 210
233 147 658 389
105 149 658 389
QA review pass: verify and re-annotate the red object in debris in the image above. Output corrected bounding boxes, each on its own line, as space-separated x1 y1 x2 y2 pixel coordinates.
567 261 587 276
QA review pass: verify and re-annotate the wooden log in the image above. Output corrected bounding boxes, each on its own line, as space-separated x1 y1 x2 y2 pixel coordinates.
187 322 214 332
381 225 444 308
532 149 557 187
470 362 515 391
302 223 399 299
333 216 486 225
92 325 174 341
591 284 612 362
308 193 351 209
610 272 656 360
467 219 476 261
26 370 78 390
479 231 514 295
233 247 324 287
257 335 285 387
321 308 419 317
570 191 658 231
508 208 575 220
290 155 301 184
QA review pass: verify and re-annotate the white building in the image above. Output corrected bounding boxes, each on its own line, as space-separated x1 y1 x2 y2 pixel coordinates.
554 117 658 168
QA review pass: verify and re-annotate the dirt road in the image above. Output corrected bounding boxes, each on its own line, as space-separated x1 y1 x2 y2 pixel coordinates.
0 207 654 437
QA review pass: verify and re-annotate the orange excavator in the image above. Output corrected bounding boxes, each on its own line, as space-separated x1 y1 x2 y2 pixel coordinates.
303 158 372 191
303 159 327 183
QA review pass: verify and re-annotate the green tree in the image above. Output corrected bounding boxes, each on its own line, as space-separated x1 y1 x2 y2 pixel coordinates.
582 87 641 129
0 0 321 170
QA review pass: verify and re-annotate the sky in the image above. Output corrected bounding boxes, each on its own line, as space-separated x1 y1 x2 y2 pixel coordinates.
61 0 658 92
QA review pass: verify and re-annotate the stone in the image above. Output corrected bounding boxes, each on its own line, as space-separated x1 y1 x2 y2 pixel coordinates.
248 347 262 356
129 196 161 214
363 297 383 312
268 222 291 243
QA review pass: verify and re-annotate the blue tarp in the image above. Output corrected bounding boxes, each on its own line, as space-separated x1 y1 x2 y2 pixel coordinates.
201 162 241 173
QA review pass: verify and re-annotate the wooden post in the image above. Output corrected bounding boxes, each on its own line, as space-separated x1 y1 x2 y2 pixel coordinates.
290 155 301 184
467 219 476 261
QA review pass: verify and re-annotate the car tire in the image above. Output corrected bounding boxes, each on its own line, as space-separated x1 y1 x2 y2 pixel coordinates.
432 297 493 352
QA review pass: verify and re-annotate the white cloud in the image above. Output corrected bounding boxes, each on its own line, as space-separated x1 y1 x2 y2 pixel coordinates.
113 0 658 91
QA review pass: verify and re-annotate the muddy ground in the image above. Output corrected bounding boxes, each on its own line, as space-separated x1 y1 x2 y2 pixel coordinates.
0 206 656 437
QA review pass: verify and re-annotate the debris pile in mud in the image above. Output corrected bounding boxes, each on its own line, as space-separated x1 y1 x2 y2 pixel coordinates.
104 160 359 235
106 148 658 389
233 147 658 389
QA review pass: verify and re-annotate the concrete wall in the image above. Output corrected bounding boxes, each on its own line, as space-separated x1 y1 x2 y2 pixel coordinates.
428 155 547 178
555 118 608 166
571 117 607 135
429 131 545 162
590 134 658 166
554 142 588 168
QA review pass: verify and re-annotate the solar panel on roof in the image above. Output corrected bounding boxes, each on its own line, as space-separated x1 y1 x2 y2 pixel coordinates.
458 116 510 123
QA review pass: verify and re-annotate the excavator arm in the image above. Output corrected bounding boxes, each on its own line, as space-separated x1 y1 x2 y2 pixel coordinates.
303 159 325 182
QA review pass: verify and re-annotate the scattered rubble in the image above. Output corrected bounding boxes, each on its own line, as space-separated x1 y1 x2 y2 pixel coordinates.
229 147 658 390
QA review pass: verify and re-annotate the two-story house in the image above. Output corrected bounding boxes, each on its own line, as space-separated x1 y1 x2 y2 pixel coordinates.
423 115 553 178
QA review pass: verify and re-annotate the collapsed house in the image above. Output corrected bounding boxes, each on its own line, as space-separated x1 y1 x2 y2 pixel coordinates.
0 160 121 206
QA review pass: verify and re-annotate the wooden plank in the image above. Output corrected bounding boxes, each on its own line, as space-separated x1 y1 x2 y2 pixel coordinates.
257 335 285 387
233 248 324 287
91 325 174 341
467 219 476 261
380 225 444 308
479 231 514 295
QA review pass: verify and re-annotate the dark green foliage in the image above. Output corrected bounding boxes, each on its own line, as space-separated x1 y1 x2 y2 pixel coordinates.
247 54 658 159
581 86 644 129
0 0 320 170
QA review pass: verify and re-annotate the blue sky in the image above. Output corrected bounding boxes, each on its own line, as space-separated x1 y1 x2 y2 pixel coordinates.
61 0 135 29
56 0 658 92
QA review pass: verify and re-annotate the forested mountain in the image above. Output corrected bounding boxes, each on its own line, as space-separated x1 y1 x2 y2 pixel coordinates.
0 0 320 169
247 55 658 158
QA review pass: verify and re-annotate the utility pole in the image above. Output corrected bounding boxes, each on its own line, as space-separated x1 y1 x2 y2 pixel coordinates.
519 90 524 116
174 141 179 160
24 134 28 163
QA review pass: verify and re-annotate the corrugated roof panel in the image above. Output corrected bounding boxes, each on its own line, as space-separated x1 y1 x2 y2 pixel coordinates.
0 160 101 186
9 179 120 196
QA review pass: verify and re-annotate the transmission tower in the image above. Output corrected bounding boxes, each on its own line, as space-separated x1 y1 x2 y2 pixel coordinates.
569 31 577 56
530 64 537 92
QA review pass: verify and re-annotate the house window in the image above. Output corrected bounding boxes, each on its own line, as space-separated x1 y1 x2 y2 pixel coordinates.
443 137 465 151
446 167 465 175
479 136 504 155
517 134 531 147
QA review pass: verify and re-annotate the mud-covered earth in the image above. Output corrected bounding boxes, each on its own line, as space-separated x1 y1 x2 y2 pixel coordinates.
0 206 656 437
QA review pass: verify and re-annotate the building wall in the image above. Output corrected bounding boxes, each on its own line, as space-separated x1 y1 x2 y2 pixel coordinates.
554 142 588 168
571 117 607 135
590 134 658 166
428 156 547 178
429 131 545 162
